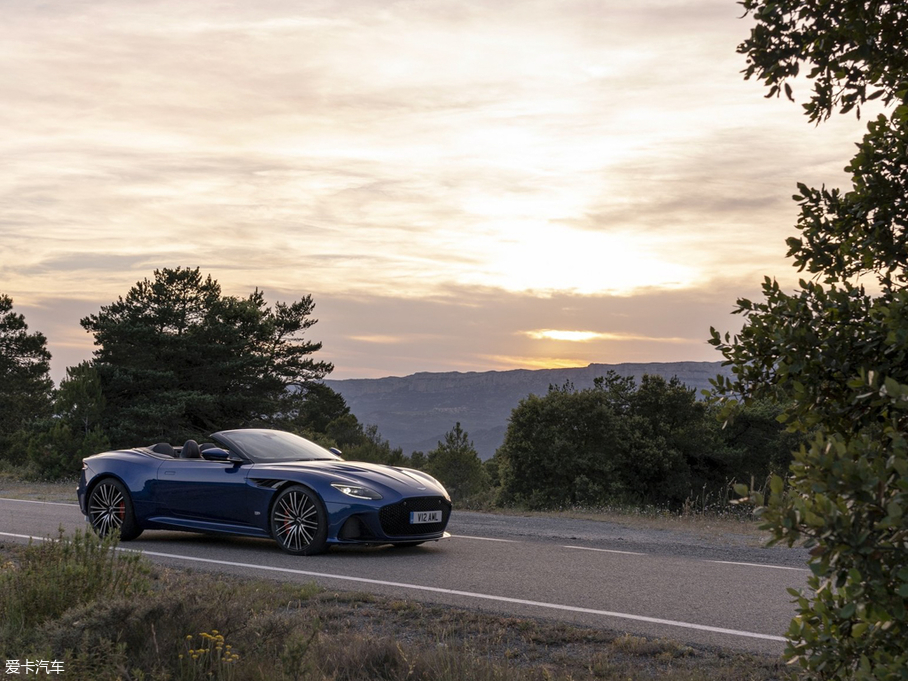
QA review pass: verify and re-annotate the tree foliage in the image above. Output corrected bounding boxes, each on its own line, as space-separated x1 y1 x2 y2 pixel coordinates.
289 382 351 434
710 2 908 677
739 0 908 123
496 374 734 509
328 417 409 467
718 397 801 481
27 362 111 479
81 267 333 446
0 294 54 461
424 423 488 503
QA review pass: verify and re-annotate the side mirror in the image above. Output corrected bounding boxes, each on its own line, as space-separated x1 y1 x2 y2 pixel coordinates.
330 447 343 456
202 448 243 463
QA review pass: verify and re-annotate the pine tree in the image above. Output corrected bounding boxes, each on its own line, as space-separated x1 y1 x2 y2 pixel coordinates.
0 294 53 461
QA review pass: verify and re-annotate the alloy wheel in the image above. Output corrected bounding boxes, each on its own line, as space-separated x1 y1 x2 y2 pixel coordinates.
89 481 126 536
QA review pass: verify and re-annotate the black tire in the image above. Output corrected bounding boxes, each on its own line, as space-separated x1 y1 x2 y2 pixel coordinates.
87 478 142 541
270 485 328 555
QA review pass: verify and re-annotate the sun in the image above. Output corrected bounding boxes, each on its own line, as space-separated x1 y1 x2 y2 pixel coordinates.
457 220 698 295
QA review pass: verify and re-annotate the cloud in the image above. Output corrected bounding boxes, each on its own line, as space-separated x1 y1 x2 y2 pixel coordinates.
0 0 874 382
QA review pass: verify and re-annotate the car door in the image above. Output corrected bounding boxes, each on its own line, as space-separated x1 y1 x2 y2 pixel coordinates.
155 458 254 527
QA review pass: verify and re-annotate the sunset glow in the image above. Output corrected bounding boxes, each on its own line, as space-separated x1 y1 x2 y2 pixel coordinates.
0 0 872 382
526 330 690 343
527 331 610 343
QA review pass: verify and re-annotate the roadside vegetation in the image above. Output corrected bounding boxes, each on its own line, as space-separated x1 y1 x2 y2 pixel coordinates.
709 1 908 679
0 530 792 681
1 269 795 520
3 0 908 676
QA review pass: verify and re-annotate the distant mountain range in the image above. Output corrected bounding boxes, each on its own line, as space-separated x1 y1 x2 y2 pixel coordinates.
324 361 731 460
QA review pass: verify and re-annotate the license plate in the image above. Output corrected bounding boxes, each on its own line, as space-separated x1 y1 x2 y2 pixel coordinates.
410 510 442 524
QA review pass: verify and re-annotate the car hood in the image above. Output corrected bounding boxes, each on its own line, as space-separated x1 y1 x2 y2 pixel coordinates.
251 460 448 497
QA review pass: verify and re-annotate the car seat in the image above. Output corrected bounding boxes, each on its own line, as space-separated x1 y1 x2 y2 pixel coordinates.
180 439 201 459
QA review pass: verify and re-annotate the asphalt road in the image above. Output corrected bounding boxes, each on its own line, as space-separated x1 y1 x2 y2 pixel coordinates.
0 497 809 655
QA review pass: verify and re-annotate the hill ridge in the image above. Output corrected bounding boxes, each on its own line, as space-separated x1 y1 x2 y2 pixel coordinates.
324 361 730 460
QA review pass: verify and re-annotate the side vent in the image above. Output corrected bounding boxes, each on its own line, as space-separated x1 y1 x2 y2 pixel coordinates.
251 479 283 489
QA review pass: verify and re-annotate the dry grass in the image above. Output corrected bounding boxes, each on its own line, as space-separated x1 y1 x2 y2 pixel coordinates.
0 532 797 681
0 476 79 504
464 503 771 543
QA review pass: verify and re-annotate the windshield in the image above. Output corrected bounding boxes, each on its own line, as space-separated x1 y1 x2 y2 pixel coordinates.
211 429 342 463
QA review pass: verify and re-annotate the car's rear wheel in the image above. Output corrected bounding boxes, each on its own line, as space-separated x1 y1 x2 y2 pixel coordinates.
271 485 328 555
87 478 142 541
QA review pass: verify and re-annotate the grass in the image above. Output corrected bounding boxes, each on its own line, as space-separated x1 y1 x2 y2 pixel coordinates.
0 528 148 639
0 530 797 681
455 495 771 544
0 472 79 503
449 476 783 546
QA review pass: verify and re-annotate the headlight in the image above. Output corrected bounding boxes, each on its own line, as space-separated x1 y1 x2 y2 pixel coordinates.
330 483 382 500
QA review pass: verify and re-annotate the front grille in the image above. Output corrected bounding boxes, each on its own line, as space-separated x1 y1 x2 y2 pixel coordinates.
379 496 451 537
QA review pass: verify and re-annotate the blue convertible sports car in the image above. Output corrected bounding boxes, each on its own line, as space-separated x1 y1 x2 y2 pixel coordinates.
77 429 452 555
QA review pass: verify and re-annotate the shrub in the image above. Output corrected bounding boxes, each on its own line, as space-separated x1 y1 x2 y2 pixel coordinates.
0 529 148 654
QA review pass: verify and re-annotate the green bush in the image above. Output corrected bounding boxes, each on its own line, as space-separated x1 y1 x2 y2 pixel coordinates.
742 376 908 679
496 374 733 509
715 1 908 675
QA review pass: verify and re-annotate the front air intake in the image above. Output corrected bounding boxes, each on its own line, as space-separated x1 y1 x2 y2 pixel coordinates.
378 496 451 536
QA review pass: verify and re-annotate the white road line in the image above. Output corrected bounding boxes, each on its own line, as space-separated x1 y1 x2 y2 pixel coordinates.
141 549 786 642
567 547 806 572
0 531 39 541
0 532 783 642
563 545 646 556
708 560 809 572
0 497 78 507
0 504 808 574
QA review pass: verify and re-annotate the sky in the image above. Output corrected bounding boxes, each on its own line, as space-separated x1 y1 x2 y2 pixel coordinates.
1 0 873 385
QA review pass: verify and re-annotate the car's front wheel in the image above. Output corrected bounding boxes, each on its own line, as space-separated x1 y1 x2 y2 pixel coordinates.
271 485 328 555
87 478 142 541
